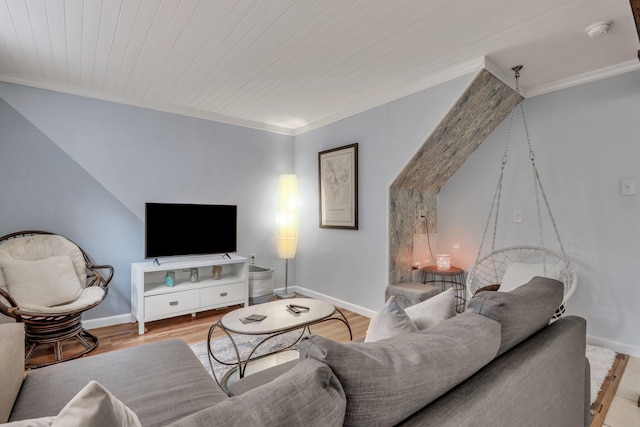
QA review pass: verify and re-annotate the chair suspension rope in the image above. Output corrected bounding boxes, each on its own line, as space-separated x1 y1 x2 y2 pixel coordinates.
474 65 569 280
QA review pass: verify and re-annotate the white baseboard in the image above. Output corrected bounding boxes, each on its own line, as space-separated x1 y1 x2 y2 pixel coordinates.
587 335 640 359
83 313 135 330
273 285 376 318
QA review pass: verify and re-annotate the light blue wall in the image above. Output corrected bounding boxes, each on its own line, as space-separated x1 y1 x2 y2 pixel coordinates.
0 83 294 320
293 75 474 312
2 69 639 354
0 97 141 318
438 70 640 354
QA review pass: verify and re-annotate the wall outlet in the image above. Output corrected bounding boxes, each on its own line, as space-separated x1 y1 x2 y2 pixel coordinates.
513 210 522 223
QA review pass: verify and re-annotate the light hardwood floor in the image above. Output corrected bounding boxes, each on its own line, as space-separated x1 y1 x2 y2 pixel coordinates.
27 295 370 367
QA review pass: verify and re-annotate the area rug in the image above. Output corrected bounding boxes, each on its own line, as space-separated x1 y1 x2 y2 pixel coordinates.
190 330 307 380
586 344 617 405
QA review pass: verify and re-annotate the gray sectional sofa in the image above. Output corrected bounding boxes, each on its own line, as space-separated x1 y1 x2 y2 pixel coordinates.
1 277 589 426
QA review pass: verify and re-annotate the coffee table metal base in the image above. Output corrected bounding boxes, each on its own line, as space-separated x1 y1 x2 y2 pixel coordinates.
207 298 351 392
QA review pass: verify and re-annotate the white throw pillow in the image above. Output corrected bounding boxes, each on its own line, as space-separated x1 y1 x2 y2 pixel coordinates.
499 262 562 293
404 288 456 330
52 381 141 427
2 416 55 426
365 296 418 343
2 255 83 307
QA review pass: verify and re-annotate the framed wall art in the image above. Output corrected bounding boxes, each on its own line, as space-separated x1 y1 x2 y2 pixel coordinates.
318 143 358 229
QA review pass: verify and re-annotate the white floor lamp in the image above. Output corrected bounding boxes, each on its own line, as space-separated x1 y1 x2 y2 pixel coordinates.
276 174 298 299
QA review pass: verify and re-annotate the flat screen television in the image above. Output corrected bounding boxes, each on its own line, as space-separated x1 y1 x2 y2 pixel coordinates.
145 203 237 259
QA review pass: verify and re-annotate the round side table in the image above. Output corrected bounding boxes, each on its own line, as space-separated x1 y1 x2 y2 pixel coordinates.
422 265 466 313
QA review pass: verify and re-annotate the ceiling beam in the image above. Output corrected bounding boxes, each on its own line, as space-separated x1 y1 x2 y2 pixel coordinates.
631 0 640 60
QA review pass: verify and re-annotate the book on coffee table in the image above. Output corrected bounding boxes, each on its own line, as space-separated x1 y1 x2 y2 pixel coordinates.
239 314 267 323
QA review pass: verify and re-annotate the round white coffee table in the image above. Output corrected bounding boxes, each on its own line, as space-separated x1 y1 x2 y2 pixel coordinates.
207 298 351 391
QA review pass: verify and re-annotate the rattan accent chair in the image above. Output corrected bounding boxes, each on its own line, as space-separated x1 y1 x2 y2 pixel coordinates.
0 230 113 368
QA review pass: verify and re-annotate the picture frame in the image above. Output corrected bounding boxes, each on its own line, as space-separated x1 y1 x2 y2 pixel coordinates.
318 143 358 229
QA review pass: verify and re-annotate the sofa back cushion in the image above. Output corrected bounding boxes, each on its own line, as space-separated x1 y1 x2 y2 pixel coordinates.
0 324 25 423
166 358 346 427
467 275 564 355
299 312 501 427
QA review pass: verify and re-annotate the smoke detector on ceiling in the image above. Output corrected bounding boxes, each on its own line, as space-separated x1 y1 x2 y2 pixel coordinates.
586 21 611 38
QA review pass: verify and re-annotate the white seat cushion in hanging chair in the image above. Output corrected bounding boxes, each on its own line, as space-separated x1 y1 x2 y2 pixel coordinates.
499 262 562 293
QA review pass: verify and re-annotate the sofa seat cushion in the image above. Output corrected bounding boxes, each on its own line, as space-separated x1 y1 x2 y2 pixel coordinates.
467 276 564 355
299 312 502 427
9 340 227 427
167 358 346 427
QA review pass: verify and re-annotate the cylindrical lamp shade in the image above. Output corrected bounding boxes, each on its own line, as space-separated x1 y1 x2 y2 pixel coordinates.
436 254 451 271
276 174 299 259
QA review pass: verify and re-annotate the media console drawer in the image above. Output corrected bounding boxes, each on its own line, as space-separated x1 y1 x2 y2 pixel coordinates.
200 282 245 307
145 289 200 317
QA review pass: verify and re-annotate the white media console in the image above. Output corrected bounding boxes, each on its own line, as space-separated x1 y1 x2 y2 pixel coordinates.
131 254 249 335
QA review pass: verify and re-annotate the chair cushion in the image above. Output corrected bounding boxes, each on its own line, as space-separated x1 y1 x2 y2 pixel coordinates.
0 235 87 294
467 276 564 355
299 312 501 427
2 256 83 307
19 287 104 314
499 261 562 292
364 296 418 342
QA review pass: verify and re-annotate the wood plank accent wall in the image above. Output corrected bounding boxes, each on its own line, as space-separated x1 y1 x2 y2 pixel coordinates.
388 68 522 285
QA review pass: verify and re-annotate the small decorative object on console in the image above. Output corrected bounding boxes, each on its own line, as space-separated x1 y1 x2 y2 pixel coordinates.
190 268 199 283
164 271 175 287
212 265 222 280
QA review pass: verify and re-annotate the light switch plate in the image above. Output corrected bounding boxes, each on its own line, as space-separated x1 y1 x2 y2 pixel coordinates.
621 179 637 196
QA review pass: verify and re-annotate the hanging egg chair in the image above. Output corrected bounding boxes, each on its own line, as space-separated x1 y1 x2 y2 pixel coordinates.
466 66 577 320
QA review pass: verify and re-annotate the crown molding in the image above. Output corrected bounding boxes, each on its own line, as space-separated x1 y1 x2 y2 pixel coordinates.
0 74 297 136
525 60 640 98
2 58 638 137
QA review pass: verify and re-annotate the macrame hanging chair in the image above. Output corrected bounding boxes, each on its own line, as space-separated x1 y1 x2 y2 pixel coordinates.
466 66 577 320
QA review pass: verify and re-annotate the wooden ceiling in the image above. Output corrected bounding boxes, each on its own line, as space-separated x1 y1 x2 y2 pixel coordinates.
0 0 638 135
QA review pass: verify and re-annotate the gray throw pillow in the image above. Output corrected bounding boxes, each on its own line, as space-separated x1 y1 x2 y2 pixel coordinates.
299 312 501 427
467 275 564 355
166 358 346 427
